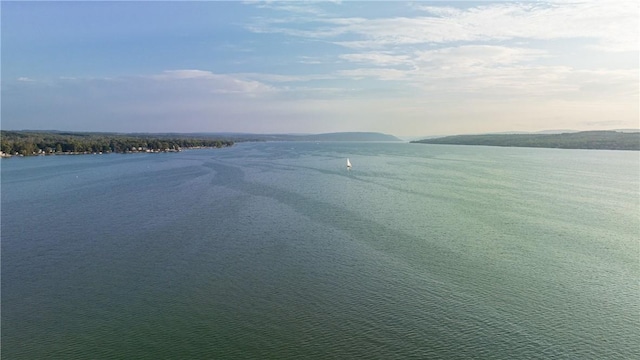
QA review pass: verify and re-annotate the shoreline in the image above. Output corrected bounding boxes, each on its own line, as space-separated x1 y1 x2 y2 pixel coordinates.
0 145 231 158
410 130 640 151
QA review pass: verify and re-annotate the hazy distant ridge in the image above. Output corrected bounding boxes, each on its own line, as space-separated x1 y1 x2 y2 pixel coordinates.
152 131 401 142
297 132 401 141
411 131 640 151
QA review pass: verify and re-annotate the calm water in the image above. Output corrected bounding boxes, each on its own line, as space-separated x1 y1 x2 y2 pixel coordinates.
2 142 639 359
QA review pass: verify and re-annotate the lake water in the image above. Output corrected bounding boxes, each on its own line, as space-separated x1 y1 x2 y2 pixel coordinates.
2 142 638 359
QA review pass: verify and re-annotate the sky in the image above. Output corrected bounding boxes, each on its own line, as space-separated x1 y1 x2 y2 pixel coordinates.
1 1 638 136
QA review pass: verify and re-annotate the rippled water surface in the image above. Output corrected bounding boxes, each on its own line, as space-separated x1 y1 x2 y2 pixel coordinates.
2 142 639 359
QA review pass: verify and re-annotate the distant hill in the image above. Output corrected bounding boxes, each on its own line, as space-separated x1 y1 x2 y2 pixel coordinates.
172 131 401 142
411 131 640 151
297 132 401 142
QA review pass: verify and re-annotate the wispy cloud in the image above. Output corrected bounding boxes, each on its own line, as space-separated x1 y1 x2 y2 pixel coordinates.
4 65 637 134
337 68 408 81
340 52 412 66
242 0 637 104
252 2 328 16
298 56 324 64
2 70 392 133
248 1 638 52
151 70 275 95
413 46 548 68
3 1 637 135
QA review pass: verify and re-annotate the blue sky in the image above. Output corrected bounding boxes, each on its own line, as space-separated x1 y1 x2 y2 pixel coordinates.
2 1 638 136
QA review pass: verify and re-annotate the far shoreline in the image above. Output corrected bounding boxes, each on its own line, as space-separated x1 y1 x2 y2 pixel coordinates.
410 130 640 151
1 130 234 158
0 145 231 159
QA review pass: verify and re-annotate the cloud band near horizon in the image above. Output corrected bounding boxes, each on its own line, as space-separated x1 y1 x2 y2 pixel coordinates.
2 1 638 135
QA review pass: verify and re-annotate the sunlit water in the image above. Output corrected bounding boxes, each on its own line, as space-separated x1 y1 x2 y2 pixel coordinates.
2 142 638 359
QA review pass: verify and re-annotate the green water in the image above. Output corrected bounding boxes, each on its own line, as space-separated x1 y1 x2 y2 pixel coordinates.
2 142 638 359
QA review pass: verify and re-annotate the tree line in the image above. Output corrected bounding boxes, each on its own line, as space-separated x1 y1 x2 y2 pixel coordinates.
411 131 640 151
1 131 234 156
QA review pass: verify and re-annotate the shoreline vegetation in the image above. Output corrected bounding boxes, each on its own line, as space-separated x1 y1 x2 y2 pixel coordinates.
411 131 640 151
0 130 401 158
0 131 234 157
3 130 638 157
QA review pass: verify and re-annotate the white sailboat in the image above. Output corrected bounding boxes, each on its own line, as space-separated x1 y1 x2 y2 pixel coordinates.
346 158 352 170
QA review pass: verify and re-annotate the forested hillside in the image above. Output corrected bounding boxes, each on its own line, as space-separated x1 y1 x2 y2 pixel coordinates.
411 131 640 150
1 131 234 156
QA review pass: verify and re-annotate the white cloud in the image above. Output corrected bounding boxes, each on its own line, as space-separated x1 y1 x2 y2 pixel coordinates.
331 45 552 90
4 2 637 135
340 52 411 66
251 1 329 16
328 44 638 102
414 45 548 68
153 69 214 80
4 66 637 134
298 56 324 64
337 68 408 81
152 70 275 95
248 1 638 52
410 53 637 100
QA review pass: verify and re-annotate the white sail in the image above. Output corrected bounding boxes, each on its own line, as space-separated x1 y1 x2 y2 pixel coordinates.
347 158 352 168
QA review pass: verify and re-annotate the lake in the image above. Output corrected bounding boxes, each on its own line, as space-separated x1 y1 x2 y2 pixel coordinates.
2 142 638 359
